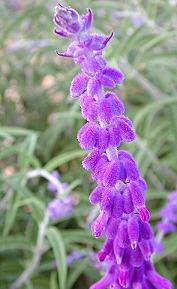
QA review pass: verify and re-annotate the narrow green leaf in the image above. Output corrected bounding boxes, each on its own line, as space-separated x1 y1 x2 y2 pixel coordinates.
0 236 32 252
46 227 67 289
67 257 88 289
44 150 88 171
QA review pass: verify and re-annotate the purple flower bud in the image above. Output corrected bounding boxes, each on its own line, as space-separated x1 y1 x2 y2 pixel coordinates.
129 181 145 209
108 124 121 147
47 170 60 191
113 243 124 265
123 187 134 214
111 191 124 218
139 219 153 240
139 240 151 261
81 97 98 121
47 195 73 219
91 155 108 182
98 98 113 123
88 32 114 51
97 73 116 88
91 211 109 238
77 122 98 149
156 220 175 234
137 207 150 222
89 186 103 204
80 8 93 30
105 217 119 239
95 128 109 150
118 151 139 181
102 160 119 187
117 220 130 248
119 269 130 288
132 266 144 288
87 78 99 96
54 4 82 35
128 217 139 249
70 73 88 97
145 263 172 289
82 149 101 170
118 118 136 142
102 66 124 84
130 246 143 267
100 188 114 213
98 239 113 261
105 92 125 116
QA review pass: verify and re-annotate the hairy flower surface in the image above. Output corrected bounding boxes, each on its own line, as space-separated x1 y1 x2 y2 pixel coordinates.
53 4 172 289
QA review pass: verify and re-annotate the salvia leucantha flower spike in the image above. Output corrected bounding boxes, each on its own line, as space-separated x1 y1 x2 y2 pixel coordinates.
53 4 172 289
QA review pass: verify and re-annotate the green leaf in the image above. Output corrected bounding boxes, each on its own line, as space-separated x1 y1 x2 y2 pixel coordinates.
0 236 32 252
67 257 89 289
44 150 88 171
46 227 67 289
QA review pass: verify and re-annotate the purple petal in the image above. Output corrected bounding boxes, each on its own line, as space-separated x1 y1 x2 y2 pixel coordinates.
97 73 116 88
105 92 125 115
102 160 120 187
77 122 98 150
102 66 124 84
70 73 88 97
89 186 103 204
95 128 109 150
82 149 101 170
87 78 99 96
98 98 113 122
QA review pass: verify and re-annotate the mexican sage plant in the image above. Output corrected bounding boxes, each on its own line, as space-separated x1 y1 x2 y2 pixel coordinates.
53 3 172 289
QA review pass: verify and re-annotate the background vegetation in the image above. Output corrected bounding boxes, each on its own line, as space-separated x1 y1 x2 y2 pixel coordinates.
0 0 177 288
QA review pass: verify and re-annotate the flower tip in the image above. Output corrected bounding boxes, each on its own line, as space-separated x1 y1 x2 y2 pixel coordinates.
98 251 107 262
138 207 150 222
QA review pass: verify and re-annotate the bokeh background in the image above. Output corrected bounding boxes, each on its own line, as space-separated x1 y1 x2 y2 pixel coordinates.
0 0 177 288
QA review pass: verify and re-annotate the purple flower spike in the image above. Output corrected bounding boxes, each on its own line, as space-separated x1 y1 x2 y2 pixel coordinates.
53 4 172 288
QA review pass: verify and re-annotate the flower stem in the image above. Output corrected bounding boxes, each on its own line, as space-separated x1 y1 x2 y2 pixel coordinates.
10 212 49 289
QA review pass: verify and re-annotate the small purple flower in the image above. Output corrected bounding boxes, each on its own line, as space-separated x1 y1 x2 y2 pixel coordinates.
66 249 83 267
47 195 73 219
47 170 73 219
155 189 177 251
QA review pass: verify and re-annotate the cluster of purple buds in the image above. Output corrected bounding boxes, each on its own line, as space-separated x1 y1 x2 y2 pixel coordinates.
156 190 177 234
47 170 74 219
53 4 172 289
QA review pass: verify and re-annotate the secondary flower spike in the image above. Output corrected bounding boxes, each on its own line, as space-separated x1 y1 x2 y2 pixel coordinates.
53 3 172 289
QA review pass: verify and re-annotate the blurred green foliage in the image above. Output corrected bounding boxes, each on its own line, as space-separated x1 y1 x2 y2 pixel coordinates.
0 0 177 288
